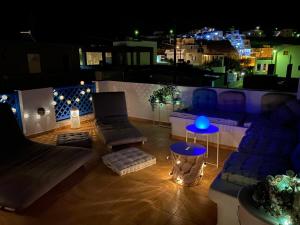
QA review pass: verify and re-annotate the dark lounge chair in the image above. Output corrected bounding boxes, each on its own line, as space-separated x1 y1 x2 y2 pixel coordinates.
92 92 147 149
0 103 93 211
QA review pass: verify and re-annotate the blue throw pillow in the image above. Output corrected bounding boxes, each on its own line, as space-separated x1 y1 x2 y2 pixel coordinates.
291 144 300 174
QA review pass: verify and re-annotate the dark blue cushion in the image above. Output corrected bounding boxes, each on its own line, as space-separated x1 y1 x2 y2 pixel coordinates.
270 105 295 126
218 91 246 113
239 125 297 158
286 99 300 118
192 88 217 111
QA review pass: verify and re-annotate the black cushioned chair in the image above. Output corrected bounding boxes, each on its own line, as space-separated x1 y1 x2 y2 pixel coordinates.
0 103 93 211
92 92 147 149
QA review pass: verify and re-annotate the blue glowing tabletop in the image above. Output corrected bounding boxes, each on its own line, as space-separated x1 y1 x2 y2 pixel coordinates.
170 141 206 156
186 124 219 134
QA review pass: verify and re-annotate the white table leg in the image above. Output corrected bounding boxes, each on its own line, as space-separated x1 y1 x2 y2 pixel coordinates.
206 134 209 158
217 132 219 168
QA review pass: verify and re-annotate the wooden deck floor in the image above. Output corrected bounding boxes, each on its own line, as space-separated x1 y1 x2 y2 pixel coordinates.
0 120 233 225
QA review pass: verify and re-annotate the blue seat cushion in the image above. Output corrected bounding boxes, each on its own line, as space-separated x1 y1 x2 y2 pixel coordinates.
172 108 245 126
221 152 291 185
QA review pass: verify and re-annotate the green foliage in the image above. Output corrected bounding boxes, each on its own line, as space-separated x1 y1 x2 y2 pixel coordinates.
148 85 181 111
252 170 300 224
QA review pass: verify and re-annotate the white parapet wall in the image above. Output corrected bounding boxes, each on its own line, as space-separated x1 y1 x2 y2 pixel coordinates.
96 81 290 148
19 87 57 136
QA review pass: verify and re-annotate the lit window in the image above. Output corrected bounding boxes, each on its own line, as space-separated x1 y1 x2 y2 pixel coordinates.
263 64 267 71
27 53 41 74
86 52 102 65
257 64 261 71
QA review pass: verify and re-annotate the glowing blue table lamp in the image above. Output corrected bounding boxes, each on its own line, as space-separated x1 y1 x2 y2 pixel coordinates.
195 116 210 130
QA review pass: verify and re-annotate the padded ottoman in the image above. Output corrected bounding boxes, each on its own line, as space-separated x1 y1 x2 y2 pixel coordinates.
102 147 156 176
57 132 92 148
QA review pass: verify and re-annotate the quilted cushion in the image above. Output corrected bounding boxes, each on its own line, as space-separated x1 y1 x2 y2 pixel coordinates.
192 88 217 111
221 152 291 186
102 148 156 176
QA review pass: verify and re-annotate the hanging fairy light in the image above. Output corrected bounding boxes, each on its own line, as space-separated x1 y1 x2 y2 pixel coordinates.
67 100 72 105
1 95 8 102
86 88 91 93
53 91 58 96
11 107 16 114
51 101 57 106
80 90 85 95
59 95 64 100
89 96 92 101
75 98 80 103
80 81 85 85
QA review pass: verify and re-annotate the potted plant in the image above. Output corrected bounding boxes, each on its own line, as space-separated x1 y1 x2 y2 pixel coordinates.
252 170 300 224
148 85 182 111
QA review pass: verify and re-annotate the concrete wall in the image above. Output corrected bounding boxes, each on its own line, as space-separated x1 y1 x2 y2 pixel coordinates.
19 87 56 136
96 81 279 122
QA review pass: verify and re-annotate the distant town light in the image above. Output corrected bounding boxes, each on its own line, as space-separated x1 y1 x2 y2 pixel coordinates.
256 26 260 30
134 29 139 36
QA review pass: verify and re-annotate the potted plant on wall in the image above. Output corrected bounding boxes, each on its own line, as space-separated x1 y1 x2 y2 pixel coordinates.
148 85 182 111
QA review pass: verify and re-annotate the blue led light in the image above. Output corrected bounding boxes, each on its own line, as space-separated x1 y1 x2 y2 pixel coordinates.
195 116 210 129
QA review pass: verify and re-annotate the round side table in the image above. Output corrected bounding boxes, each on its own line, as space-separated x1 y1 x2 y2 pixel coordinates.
185 124 220 168
170 141 206 186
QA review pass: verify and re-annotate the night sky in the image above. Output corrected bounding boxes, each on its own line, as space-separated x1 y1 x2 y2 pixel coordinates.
1 2 299 43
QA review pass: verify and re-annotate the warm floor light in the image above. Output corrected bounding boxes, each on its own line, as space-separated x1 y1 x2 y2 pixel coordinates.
70 107 80 129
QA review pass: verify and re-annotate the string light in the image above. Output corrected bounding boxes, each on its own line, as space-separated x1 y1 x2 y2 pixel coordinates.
176 160 181 165
80 81 85 85
86 88 91 93
36 114 41 120
53 91 58 96
80 91 85 95
59 95 64 100
11 107 16 114
45 109 50 115
75 98 80 103
1 95 8 101
89 96 92 101
67 100 72 105
24 113 29 119
51 101 57 106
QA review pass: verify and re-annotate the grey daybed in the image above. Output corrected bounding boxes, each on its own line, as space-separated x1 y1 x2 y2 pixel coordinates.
0 103 93 211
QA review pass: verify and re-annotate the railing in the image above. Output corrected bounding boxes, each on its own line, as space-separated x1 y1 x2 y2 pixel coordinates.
53 82 96 121
0 91 22 129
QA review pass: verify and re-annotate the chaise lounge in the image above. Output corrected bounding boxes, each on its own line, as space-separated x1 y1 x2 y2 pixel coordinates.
0 103 93 211
92 92 147 149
